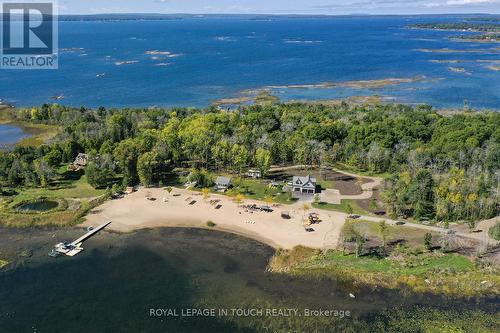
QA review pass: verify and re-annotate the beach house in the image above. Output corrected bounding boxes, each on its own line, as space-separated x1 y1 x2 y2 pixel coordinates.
292 175 317 196
215 176 232 191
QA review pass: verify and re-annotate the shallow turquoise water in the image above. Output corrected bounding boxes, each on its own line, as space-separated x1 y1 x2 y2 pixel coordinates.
0 15 498 109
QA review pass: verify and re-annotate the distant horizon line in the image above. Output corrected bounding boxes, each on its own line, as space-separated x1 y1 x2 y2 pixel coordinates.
57 12 499 16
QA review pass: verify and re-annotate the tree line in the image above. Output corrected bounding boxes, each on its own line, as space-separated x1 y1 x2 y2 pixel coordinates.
0 102 498 222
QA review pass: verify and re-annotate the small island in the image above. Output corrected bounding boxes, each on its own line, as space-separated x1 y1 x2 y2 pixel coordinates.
455 33 500 42
408 22 500 43
408 22 500 33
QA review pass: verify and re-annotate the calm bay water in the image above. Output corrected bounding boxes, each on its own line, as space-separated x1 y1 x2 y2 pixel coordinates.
0 227 498 332
0 124 29 147
0 15 499 109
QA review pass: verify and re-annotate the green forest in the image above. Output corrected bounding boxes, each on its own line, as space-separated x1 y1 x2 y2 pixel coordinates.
0 102 498 223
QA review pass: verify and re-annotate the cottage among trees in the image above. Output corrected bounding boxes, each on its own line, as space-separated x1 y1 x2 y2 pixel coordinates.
68 153 88 171
292 175 317 196
246 169 262 179
215 176 232 192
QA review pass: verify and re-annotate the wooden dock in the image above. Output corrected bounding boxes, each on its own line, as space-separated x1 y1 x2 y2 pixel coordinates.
49 221 112 257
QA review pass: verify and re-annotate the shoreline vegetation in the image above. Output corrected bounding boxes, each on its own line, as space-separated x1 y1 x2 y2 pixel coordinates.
0 105 59 147
267 219 500 298
268 246 500 298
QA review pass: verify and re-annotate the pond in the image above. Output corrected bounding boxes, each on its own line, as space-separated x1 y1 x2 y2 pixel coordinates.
17 200 59 212
0 124 30 148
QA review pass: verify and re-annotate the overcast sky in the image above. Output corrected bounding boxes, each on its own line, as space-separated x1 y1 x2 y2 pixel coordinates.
58 0 500 15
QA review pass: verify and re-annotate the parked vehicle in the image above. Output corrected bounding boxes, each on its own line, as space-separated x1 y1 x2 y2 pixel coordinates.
260 205 273 212
281 211 291 219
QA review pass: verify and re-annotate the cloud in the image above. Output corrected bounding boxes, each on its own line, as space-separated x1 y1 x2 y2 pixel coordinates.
425 0 498 6
315 0 499 10
313 0 425 9
446 0 496 4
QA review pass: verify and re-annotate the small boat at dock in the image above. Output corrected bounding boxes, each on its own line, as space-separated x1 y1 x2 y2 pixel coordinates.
48 221 111 257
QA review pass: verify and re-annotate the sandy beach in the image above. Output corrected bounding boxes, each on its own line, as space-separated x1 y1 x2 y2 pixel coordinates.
84 187 348 249
84 184 498 250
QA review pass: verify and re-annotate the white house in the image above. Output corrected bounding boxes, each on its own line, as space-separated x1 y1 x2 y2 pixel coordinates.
246 169 262 179
292 175 317 196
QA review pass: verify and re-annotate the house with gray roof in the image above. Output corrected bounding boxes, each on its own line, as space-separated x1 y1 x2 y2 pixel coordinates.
292 175 317 196
68 153 88 171
215 176 232 191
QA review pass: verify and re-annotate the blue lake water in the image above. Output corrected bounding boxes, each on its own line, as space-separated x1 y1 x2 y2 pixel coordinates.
1 228 497 332
0 124 29 147
0 15 499 109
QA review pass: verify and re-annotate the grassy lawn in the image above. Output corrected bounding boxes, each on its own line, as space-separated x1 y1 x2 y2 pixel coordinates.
232 178 296 204
4 168 105 205
0 165 107 227
312 200 368 215
317 179 336 190
343 219 441 248
185 174 297 205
